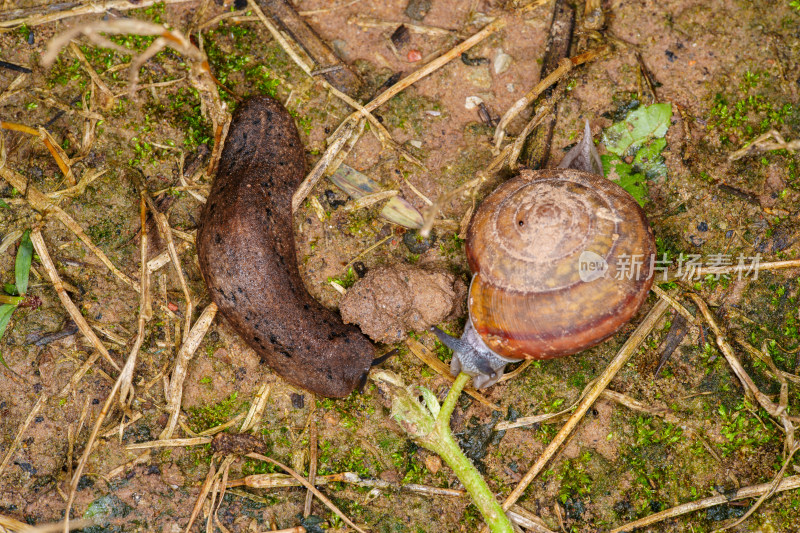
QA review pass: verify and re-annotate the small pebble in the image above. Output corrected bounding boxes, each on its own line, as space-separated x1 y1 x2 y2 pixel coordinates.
494 48 512 74
390 25 410 48
27 30 34 46
290 393 305 409
425 110 441 116
403 230 436 254
404 0 431 20
725 230 733 239
409 139 422 149
407 49 422 62
324 189 347 208
464 96 483 110
353 262 368 278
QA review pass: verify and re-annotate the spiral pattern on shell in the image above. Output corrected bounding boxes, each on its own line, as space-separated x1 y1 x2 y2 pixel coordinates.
466 168 656 361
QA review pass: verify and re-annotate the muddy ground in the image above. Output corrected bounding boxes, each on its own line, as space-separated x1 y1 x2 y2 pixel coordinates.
1 0 799 531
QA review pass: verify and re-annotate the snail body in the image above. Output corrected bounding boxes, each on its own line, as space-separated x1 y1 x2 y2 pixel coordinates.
197 96 374 398
434 123 655 388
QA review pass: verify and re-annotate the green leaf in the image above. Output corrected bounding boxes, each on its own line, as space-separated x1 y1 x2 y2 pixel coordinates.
632 138 667 179
0 303 16 369
602 103 672 156
3 283 16 296
0 199 9 209
14 229 33 296
602 154 648 206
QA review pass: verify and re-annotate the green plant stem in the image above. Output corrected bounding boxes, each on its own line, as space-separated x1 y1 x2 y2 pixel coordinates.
420 373 513 533
0 295 22 306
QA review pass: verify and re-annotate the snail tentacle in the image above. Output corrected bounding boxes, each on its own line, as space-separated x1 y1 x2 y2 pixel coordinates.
432 321 519 389
557 120 603 175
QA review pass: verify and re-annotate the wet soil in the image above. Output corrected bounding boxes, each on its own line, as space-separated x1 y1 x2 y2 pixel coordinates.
0 0 799 531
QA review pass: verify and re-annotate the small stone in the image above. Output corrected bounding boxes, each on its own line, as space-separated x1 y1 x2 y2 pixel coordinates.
464 96 483 110
424 455 441 474
407 49 422 62
331 39 349 61
340 264 467 343
290 393 305 409
404 0 432 21
409 139 422 149
506 83 515 93
353 261 368 278
390 25 410 48
494 48 512 74
403 230 435 254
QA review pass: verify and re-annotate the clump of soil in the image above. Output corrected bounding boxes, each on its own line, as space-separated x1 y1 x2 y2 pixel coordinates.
340 263 467 343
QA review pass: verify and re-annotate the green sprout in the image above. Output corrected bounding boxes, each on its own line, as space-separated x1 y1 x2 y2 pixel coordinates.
0 230 35 368
373 370 514 532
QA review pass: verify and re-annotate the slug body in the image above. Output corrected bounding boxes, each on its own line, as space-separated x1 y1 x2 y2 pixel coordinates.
433 122 656 388
197 96 374 398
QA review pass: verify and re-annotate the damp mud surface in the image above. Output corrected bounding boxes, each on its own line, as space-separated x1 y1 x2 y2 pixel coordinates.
1 0 799 532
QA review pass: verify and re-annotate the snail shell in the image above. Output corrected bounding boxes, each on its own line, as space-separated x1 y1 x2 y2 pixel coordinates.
466 167 655 361
433 122 655 388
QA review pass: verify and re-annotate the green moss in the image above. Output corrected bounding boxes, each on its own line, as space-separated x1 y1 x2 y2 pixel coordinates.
557 451 593 503
186 392 248 432
143 87 212 149
328 266 357 290
717 402 779 456
708 70 796 145
47 56 84 87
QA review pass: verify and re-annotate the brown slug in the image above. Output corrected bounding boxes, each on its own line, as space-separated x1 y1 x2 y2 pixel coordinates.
196 96 375 398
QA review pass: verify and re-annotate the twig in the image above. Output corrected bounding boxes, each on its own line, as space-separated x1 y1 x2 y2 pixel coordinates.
136 177 193 341
303 418 318 517
610 475 800 533
161 303 218 439
230 470 466 497
30 230 120 371
728 129 800 161
519 0 574 169
246 453 369 533
116 193 152 406
690 294 797 422
68 42 114 111
716 444 799 531
0 122 74 186
483 299 670 532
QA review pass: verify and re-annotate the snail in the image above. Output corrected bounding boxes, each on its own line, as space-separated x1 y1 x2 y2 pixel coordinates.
433 122 656 388
197 96 375 398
